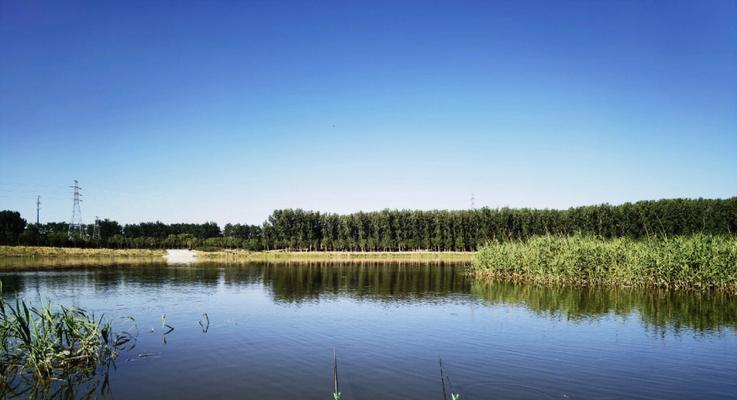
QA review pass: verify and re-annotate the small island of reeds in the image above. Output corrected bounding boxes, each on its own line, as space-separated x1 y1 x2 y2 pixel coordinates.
471 234 737 291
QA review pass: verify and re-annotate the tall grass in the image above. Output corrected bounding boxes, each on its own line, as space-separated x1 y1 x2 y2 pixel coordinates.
0 284 134 396
472 234 737 290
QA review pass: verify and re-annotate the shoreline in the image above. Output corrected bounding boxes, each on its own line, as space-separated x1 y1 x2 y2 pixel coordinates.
0 246 474 263
194 249 474 263
4 235 737 293
0 246 165 258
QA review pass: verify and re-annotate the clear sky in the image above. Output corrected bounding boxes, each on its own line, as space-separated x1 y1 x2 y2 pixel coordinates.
1 0 735 226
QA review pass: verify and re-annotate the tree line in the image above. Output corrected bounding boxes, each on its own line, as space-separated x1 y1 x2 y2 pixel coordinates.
1 197 736 251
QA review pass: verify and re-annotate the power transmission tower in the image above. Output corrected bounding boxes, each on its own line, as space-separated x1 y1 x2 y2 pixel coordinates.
93 216 101 242
36 195 41 224
68 180 84 239
470 193 476 209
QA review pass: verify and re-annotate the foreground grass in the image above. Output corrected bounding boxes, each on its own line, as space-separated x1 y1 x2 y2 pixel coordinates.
0 246 164 258
472 234 737 290
0 285 134 396
195 250 474 263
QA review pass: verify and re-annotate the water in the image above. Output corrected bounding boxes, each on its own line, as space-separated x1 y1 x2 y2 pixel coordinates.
1 260 736 399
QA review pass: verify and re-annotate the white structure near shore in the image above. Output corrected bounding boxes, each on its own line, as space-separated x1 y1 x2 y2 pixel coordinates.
164 249 196 264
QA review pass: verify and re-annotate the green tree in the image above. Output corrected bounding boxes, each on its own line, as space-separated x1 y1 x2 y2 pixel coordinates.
0 210 27 245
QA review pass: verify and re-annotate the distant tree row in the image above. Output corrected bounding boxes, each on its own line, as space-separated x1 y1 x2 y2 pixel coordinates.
1 197 736 251
259 198 737 251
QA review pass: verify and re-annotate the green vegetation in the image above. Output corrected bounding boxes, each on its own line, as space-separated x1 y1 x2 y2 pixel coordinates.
0 211 26 245
0 285 134 396
252 197 737 251
332 351 340 400
472 234 737 290
1 197 735 251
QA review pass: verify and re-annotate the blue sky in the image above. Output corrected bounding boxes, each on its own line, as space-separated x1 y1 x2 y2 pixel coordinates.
1 0 735 226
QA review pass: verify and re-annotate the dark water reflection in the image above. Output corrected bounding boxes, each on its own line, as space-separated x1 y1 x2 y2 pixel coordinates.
260 263 470 303
471 280 737 334
1 260 736 399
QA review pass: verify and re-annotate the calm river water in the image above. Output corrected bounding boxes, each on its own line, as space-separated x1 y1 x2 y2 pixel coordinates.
1 260 736 399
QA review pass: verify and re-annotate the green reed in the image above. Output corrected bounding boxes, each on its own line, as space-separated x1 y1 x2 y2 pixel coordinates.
472 234 737 290
0 283 134 395
332 350 341 400
328 353 463 400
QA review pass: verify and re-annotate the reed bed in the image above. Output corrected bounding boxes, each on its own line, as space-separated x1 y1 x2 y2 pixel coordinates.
0 285 134 396
472 234 737 290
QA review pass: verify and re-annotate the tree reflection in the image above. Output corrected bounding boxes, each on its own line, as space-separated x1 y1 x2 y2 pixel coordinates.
470 280 737 333
259 262 470 303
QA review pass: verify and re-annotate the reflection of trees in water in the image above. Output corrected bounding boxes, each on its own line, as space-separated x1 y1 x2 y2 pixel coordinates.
218 263 264 287
471 280 737 333
0 262 222 300
250 263 737 333
259 263 471 303
0 257 164 269
2 261 735 334
0 274 24 296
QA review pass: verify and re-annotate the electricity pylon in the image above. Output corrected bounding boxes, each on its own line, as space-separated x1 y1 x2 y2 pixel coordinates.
68 180 84 239
36 195 41 224
93 216 101 241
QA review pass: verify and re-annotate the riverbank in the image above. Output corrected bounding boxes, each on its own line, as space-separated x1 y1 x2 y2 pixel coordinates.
194 249 474 263
5 235 737 291
472 234 737 291
0 246 473 263
0 246 164 258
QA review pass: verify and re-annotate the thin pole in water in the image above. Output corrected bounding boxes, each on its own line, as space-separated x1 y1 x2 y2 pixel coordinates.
333 350 339 396
440 358 447 400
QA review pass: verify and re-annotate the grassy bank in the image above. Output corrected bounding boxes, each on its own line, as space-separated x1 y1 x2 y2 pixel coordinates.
0 246 472 263
195 250 474 263
472 234 737 290
0 246 164 258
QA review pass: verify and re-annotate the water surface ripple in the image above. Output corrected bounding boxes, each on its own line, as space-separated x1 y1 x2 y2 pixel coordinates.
1 261 735 399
